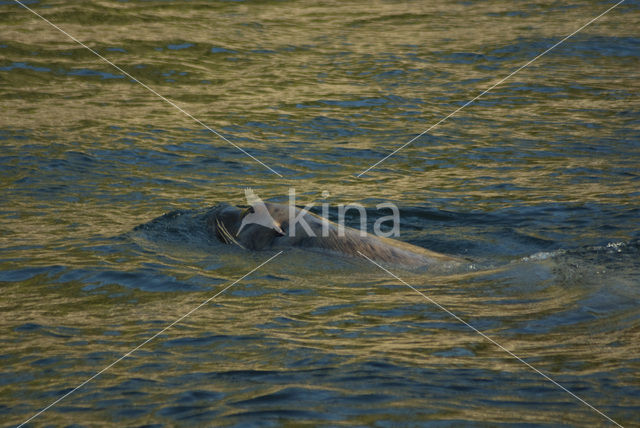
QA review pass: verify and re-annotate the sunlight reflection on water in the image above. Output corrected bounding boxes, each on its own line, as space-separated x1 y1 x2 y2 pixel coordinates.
1 0 639 426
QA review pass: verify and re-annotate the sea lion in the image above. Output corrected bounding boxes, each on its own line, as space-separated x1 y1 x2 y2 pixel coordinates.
206 202 461 269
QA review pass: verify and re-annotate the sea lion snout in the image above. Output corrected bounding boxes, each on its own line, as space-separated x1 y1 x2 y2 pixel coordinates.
206 204 243 245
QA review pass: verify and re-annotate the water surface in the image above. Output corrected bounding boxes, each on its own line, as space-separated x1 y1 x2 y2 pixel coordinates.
1 0 639 426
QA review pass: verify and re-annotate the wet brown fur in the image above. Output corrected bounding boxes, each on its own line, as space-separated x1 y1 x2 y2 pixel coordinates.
207 202 461 268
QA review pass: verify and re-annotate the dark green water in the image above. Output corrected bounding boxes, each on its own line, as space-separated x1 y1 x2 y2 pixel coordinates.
1 0 639 426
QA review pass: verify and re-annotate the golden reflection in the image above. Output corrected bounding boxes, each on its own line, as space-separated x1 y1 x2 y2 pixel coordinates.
1 1 637 426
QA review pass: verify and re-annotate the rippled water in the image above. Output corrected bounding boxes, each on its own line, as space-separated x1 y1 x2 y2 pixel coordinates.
1 0 639 426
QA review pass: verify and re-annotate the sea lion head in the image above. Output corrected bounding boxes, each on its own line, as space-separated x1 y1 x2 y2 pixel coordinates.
207 202 285 250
